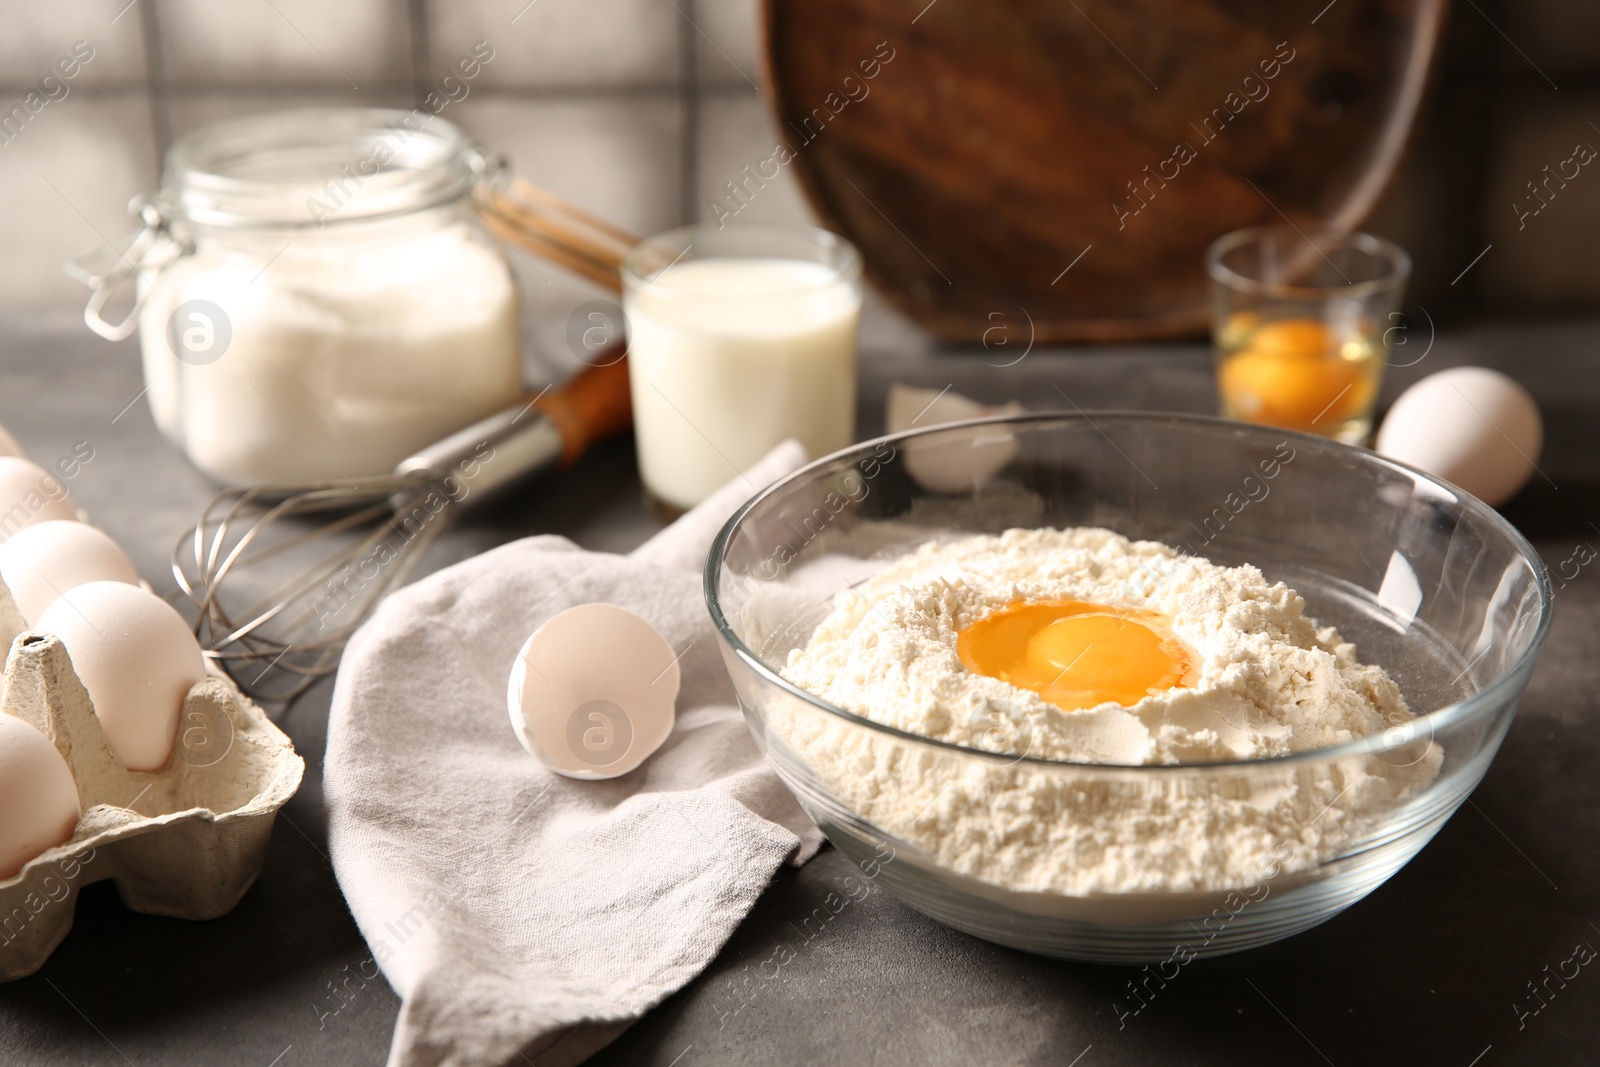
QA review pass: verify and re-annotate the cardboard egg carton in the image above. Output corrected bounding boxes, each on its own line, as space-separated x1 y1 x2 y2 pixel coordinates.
0 595 304 981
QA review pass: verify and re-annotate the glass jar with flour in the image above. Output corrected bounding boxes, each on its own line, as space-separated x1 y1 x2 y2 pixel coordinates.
70 108 521 485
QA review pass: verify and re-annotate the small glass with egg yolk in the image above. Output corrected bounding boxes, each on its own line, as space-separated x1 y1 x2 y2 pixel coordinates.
1206 227 1410 445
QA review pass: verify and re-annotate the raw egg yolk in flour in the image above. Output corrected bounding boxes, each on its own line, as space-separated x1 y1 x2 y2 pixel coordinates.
957 601 1199 711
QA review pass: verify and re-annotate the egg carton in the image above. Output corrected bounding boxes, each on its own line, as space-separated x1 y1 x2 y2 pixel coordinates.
0 603 304 982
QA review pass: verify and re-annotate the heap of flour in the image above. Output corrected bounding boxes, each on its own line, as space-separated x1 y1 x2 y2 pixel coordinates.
778 527 1441 894
785 527 1410 765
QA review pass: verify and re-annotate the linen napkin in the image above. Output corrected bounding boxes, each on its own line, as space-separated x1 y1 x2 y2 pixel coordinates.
324 440 824 1067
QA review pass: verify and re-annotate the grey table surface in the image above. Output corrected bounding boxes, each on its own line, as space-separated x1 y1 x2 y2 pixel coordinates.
0 312 1596 1067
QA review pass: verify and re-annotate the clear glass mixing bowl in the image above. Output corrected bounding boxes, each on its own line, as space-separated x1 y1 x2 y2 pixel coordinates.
705 414 1551 962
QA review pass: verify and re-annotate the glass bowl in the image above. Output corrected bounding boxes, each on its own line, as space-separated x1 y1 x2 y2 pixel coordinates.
705 414 1551 962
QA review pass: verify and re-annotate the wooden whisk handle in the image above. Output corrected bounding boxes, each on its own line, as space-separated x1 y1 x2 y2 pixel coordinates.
531 353 634 468
395 345 633 500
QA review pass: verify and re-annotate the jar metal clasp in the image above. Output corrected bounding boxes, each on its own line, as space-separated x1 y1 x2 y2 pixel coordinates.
65 196 192 342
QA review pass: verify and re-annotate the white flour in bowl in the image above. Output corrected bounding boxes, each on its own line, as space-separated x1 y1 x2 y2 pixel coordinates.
777 528 1442 895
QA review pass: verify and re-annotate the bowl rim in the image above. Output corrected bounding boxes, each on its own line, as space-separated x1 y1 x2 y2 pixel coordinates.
703 410 1554 772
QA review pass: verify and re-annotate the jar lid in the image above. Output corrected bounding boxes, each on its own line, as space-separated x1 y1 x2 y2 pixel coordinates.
164 107 490 229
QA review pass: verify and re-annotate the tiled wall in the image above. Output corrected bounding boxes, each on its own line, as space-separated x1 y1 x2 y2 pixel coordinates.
0 0 1589 338
0 0 818 343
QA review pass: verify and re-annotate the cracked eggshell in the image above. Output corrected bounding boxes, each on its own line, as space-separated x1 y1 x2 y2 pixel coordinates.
508 603 680 780
0 609 303 981
886 384 1026 494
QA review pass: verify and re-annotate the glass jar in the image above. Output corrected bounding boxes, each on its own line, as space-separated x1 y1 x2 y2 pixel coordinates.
621 224 862 514
1207 226 1410 445
73 108 522 485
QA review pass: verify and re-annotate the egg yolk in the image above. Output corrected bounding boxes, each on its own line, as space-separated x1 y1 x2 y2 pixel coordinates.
1247 318 1332 358
1219 316 1377 429
957 600 1198 711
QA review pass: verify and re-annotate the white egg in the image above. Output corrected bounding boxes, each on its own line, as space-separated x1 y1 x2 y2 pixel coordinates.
0 521 140 625
0 456 77 544
886 383 1026 494
36 581 206 773
0 714 80 879
1375 367 1543 507
0 423 22 459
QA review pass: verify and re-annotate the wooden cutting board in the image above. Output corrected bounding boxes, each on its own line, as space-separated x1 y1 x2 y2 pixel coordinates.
760 0 1445 343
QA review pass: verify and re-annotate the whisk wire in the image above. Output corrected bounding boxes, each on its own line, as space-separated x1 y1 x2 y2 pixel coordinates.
175 475 462 702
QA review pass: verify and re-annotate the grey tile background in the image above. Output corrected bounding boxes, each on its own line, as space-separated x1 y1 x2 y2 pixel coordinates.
0 0 1591 325
155 0 415 88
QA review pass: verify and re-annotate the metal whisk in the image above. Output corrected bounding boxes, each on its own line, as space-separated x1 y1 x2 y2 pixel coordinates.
175 354 634 703
170 177 639 702
176 472 445 702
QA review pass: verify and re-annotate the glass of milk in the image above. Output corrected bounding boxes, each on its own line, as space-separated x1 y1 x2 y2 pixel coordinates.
621 225 863 513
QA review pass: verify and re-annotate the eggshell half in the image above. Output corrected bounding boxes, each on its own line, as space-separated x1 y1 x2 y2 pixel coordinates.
0 521 140 625
507 603 680 780
886 384 1026 494
35 582 206 773
0 715 80 879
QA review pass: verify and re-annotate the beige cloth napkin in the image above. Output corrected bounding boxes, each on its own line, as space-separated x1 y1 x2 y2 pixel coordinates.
324 441 823 1067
